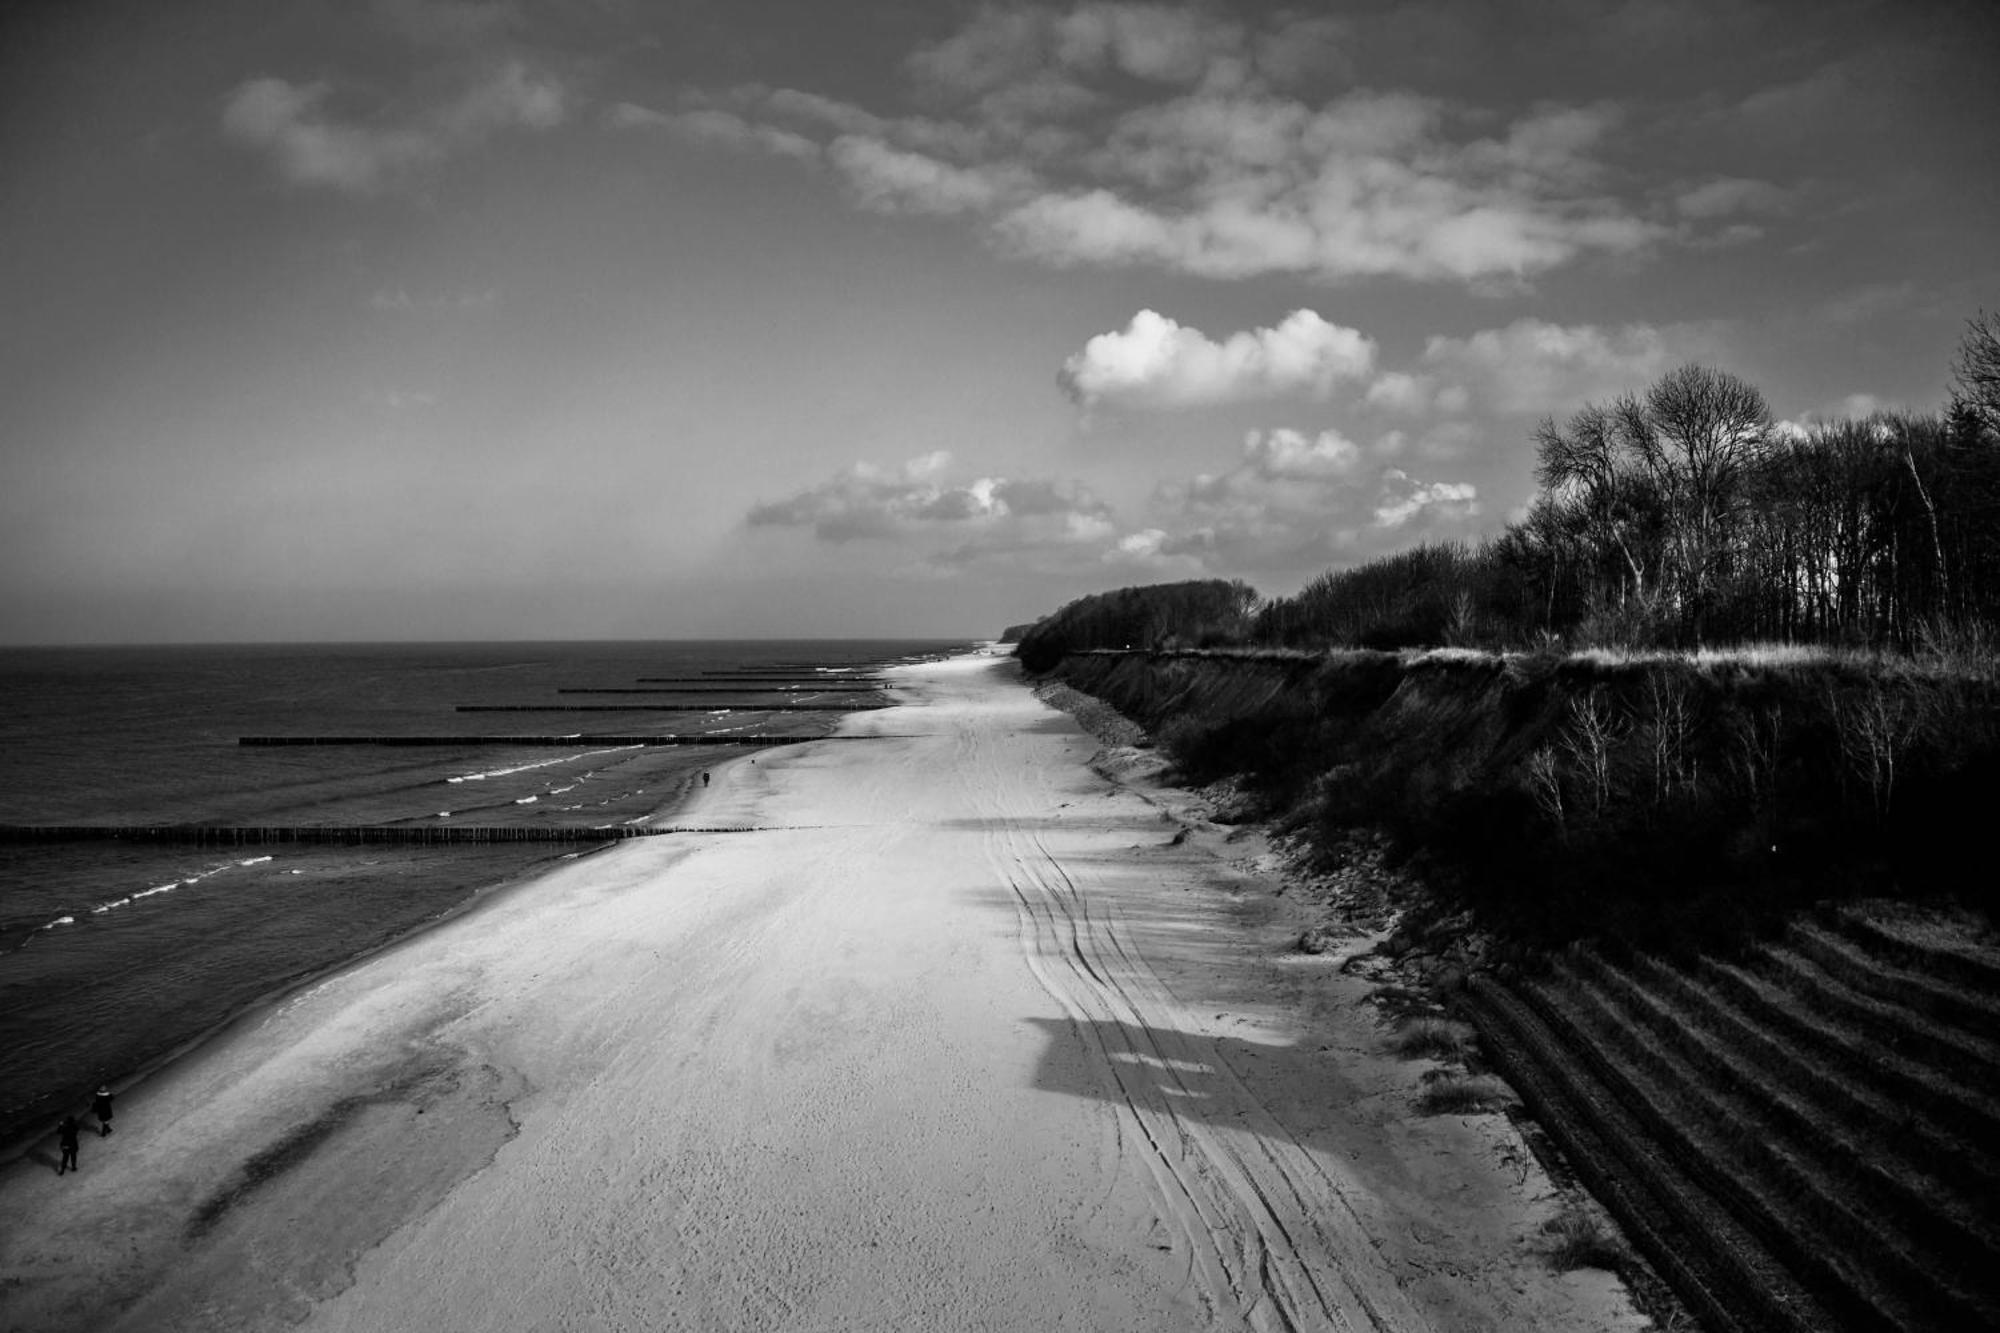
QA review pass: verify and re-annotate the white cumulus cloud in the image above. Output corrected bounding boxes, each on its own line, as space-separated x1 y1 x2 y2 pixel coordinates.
1059 309 1376 409
1373 472 1480 528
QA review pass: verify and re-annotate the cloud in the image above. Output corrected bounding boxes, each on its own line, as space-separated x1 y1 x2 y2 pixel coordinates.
742 427 1481 583
1058 310 1712 430
1734 62 1850 143
666 6 1664 285
223 80 424 191
1409 317 1689 416
1373 471 1479 528
1674 176 1794 220
1052 3 1242 84
907 3 1246 101
1119 426 1478 574
906 3 1342 102
827 137 1019 214
612 104 820 160
745 452 1113 547
1777 392 1902 433
1830 392 1897 419
223 61 566 191
1059 309 1376 409
443 59 563 132
999 90 1652 281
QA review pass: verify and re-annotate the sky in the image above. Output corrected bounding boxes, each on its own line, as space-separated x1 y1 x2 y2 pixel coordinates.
3 0 1997 643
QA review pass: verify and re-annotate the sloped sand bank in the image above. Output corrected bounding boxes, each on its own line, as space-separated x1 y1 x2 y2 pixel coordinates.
0 652 1644 1331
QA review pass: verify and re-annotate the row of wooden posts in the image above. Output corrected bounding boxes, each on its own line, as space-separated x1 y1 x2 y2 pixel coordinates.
0 824 765 846
238 734 889 746
134 669 903 843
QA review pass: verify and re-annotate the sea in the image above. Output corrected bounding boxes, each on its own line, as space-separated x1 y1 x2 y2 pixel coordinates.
0 639 967 1152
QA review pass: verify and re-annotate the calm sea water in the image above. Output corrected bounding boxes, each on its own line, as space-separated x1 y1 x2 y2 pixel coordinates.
0 639 964 1150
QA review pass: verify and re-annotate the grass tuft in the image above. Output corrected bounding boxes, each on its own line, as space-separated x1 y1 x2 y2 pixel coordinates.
1538 1205 1628 1271
1689 641 1842 669
1414 1070 1508 1114
1390 1017 1471 1061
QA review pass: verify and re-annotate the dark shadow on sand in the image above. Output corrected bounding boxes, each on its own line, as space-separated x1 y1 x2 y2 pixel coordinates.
1025 1015 1344 1135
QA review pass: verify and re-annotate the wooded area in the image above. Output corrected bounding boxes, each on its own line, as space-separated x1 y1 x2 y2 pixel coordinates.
1020 314 2000 659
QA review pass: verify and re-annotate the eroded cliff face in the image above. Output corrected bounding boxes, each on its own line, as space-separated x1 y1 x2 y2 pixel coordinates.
1036 647 1996 945
1038 647 2000 1332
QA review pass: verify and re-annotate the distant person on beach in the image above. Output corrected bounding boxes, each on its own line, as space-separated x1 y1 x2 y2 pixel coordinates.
57 1116 80 1174
702 772 710 788
92 1085 113 1136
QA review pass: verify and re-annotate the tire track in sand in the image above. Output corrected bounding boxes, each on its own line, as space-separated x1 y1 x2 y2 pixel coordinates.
961 715 1425 1332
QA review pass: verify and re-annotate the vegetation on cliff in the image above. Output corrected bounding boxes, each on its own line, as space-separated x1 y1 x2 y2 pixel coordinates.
1047 646 1996 947
1009 317 2000 1333
1010 318 2000 941
1018 315 2000 663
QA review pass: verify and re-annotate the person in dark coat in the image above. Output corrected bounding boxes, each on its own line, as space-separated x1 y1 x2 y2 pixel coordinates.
92 1085 113 1136
57 1116 80 1175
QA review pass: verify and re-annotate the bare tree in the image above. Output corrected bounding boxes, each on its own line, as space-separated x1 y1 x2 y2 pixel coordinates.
1951 309 2000 441
1642 365 1772 642
1534 400 1659 607
1559 689 1627 818
1531 365 1768 644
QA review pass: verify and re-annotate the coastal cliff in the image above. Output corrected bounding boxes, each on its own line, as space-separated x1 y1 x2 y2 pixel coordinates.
1029 644 2000 1332
1036 645 1998 944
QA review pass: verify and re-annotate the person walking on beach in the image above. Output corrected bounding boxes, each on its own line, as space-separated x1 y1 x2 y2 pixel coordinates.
702 771 710 788
57 1115 80 1175
92 1084 113 1136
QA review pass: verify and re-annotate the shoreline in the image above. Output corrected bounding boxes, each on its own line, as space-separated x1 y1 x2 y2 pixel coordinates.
0 841 604 1169
0 651 1643 1332
0 739 773 1168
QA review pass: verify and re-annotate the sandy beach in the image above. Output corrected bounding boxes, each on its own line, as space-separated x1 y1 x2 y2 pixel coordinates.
0 651 1644 1332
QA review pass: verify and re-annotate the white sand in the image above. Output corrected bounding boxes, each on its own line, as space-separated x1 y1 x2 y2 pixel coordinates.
0 651 1647 1332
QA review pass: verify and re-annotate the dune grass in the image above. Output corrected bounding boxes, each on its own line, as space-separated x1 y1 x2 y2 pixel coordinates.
1538 1205 1628 1272
1391 1017 1472 1061
1415 1070 1509 1114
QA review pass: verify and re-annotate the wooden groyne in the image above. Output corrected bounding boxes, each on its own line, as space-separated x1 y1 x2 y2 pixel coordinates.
239 734 891 747
630 680 887 690
465 703 889 713
556 684 884 696
628 678 886 687
683 674 884 683
0 825 722 846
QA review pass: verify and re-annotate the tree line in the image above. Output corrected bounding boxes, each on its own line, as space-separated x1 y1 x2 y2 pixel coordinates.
1020 313 2000 659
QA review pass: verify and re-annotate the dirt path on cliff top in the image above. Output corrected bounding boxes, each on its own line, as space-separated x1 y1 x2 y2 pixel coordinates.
0 651 1639 1332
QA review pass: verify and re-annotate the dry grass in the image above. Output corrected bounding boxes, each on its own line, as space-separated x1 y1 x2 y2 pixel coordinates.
1690 642 1843 669
1558 642 1847 670
1538 1205 1628 1272
1414 1070 1509 1114
1403 646 1498 666
1390 1017 1472 1061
